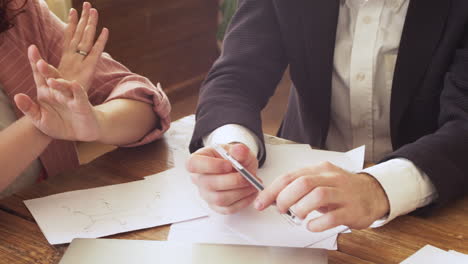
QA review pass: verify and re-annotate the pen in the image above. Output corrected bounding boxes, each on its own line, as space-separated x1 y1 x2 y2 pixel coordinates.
213 144 301 226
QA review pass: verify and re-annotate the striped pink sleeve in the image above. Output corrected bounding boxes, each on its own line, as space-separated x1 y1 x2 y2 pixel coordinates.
37 0 172 147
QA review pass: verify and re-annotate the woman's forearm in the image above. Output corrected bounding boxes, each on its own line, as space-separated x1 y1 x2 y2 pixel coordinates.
0 117 52 191
94 99 158 145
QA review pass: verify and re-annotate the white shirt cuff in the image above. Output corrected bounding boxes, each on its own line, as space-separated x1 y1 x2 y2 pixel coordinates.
362 158 438 227
203 124 263 158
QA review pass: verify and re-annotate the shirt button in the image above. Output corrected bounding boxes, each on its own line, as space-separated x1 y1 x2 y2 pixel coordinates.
363 16 372 24
356 73 366 81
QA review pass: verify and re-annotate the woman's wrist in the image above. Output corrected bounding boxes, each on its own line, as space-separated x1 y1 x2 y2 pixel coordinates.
91 107 109 144
22 117 53 144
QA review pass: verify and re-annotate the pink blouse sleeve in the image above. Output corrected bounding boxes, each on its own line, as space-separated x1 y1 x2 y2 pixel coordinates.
35 0 172 147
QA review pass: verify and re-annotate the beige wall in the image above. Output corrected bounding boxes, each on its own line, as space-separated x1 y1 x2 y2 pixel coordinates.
45 0 72 22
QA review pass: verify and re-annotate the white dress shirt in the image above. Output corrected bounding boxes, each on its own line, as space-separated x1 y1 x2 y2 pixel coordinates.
204 0 437 226
0 84 41 198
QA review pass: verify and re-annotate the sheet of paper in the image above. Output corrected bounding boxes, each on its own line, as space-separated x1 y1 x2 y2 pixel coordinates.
162 116 194 167
400 245 467 264
258 144 365 187
60 238 327 264
168 217 339 250
168 144 362 249
209 145 362 248
448 250 468 260
25 169 207 245
211 206 348 248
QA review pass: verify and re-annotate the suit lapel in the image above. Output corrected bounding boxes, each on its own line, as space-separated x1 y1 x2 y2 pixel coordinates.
298 0 340 144
391 0 451 146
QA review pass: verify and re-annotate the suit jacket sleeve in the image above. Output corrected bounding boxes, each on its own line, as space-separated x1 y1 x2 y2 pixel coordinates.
383 31 468 211
189 0 288 164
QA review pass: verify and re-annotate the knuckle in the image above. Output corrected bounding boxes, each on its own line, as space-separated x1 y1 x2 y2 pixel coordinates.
186 159 195 173
281 173 296 186
327 214 340 227
319 161 334 170
204 180 217 191
313 187 328 201
275 196 287 212
296 176 312 189
217 206 235 215
234 173 247 187
210 205 228 215
212 193 228 207
334 172 348 183
294 203 309 219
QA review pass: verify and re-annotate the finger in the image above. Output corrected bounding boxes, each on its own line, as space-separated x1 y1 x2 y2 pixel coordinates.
307 208 347 233
87 27 109 61
47 78 74 98
210 193 257 215
70 80 88 104
292 187 339 219
254 171 302 211
63 8 78 50
192 172 252 191
37 60 61 79
255 162 341 211
286 162 341 180
28 45 46 87
70 2 91 49
201 186 257 207
229 143 255 165
228 143 260 175
14 94 41 122
77 8 98 54
275 175 332 215
186 153 232 174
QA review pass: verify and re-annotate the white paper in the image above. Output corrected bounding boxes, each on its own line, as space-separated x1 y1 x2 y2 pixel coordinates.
311 235 338 250
448 250 468 260
207 145 362 248
258 145 365 186
162 116 194 168
168 217 339 250
400 245 467 264
25 169 207 245
168 145 362 249
60 238 328 264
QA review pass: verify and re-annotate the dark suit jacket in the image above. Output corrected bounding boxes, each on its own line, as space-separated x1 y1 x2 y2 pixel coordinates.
190 0 468 213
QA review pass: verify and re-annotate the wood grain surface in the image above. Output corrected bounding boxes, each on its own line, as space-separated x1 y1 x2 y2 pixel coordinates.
0 116 467 264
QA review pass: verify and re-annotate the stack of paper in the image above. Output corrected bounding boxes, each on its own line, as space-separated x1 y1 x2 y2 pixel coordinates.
168 144 365 250
400 245 468 264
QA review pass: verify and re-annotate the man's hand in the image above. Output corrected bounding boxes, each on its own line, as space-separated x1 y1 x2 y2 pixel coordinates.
254 162 390 232
187 143 259 214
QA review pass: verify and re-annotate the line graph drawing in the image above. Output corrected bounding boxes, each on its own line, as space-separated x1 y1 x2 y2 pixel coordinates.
60 192 164 233
25 170 208 244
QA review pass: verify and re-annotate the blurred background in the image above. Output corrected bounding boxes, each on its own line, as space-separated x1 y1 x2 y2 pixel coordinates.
46 0 290 162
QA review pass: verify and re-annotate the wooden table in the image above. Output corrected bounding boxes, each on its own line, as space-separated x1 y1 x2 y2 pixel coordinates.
0 116 466 264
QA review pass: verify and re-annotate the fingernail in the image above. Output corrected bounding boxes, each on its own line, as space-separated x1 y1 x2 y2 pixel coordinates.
254 199 263 210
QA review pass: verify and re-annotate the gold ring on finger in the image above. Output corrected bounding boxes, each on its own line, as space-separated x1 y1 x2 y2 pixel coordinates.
76 50 88 56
